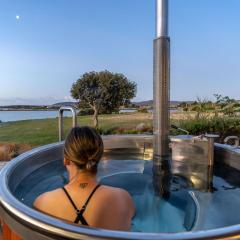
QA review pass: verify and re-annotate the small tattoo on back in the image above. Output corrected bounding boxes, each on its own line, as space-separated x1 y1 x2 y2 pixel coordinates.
79 183 88 189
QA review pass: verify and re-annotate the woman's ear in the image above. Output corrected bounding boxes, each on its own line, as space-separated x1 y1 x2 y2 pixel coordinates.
63 158 70 166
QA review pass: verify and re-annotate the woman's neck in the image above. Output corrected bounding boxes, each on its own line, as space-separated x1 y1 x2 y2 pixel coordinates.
68 168 97 187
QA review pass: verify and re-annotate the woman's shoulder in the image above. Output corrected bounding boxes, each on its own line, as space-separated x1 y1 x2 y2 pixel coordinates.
100 185 131 198
90 185 135 228
97 185 135 210
33 188 63 214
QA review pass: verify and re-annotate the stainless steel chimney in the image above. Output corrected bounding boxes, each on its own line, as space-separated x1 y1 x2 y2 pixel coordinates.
153 0 171 197
153 0 170 161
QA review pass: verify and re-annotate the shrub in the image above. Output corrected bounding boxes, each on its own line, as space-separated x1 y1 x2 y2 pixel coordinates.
0 143 31 161
137 108 149 113
77 108 94 116
97 125 153 135
97 127 117 135
171 117 240 143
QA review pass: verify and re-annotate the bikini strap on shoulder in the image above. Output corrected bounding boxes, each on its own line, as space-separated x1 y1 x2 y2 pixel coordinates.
62 187 78 211
80 184 101 212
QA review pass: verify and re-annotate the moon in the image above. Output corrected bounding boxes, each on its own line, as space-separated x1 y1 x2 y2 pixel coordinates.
16 15 20 20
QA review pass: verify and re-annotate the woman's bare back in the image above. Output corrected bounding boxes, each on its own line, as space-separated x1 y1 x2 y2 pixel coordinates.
34 184 135 231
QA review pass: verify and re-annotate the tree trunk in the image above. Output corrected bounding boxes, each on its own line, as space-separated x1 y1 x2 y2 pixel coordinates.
93 107 99 129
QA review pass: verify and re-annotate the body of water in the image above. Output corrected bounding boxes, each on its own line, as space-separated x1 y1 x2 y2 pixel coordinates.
0 111 72 123
0 109 180 123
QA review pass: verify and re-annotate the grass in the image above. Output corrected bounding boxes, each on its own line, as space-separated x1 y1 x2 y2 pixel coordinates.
1 111 238 148
0 113 152 147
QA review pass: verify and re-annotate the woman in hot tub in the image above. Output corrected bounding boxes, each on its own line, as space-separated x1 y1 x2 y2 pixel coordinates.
34 126 135 231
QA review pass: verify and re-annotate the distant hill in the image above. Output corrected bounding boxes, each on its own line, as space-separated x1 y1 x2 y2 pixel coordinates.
0 100 195 110
50 100 196 109
0 105 48 110
50 102 77 108
0 102 77 110
134 100 153 107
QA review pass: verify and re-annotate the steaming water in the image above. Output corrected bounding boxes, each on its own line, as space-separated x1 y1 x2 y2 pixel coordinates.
14 160 193 233
131 193 186 232
13 159 240 233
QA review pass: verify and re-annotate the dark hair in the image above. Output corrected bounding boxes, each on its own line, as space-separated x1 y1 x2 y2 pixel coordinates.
64 126 103 174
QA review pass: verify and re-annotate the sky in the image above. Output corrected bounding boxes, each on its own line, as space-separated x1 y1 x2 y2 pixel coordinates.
0 0 240 105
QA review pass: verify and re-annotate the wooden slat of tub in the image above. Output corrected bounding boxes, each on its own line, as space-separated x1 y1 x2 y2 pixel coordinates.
2 222 11 240
2 222 21 240
0 162 22 240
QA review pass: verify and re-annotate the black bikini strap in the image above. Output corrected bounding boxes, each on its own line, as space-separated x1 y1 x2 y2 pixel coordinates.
81 184 101 212
74 213 88 225
62 184 101 214
62 187 78 211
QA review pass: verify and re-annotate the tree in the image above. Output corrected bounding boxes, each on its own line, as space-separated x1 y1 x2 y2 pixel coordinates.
191 97 208 119
71 71 137 128
213 94 237 116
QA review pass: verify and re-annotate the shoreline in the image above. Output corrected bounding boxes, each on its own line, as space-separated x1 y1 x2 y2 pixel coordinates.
0 109 57 112
0 110 65 123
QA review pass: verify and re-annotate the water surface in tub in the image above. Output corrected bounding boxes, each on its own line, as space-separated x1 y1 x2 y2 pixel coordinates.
14 159 193 233
13 159 240 233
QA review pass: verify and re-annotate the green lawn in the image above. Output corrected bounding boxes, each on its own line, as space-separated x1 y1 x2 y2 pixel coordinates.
0 113 152 147
1 112 238 148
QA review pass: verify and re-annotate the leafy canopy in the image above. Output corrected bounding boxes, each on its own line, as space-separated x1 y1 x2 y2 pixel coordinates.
71 71 137 113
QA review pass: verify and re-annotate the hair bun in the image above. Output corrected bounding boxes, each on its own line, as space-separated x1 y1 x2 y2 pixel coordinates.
64 126 103 174
86 160 96 170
